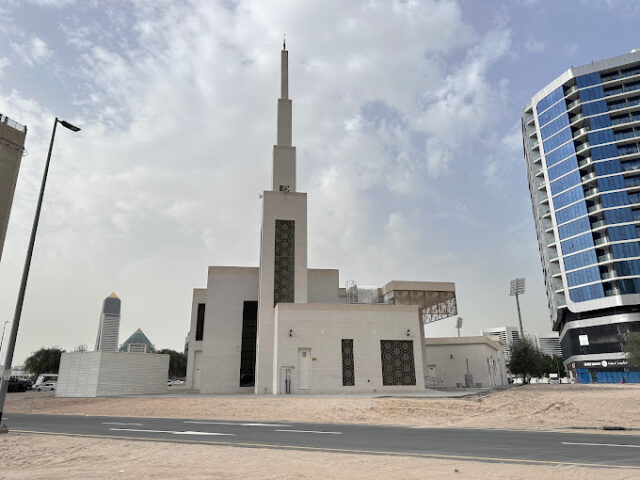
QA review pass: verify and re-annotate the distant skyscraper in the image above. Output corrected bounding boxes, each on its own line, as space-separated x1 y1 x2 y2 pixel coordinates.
523 50 640 382
481 326 520 362
536 333 563 358
0 114 27 263
95 293 121 351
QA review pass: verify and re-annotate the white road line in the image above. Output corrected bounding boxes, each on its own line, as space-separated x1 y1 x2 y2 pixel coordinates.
184 421 288 427
276 429 342 435
109 428 234 436
562 441 640 448
102 422 143 426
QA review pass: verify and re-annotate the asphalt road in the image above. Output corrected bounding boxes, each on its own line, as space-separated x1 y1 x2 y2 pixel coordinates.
5 413 640 469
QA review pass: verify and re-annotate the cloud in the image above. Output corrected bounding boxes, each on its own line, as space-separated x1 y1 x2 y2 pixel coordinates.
12 36 52 66
525 35 545 53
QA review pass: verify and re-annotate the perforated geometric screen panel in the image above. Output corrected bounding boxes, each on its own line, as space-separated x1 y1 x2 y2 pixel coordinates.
274 219 295 305
380 340 416 386
342 339 355 386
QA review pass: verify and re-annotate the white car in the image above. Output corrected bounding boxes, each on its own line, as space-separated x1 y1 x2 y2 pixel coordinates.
36 382 56 391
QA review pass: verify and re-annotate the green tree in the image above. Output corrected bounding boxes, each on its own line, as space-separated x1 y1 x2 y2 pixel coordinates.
508 338 543 381
24 347 64 379
538 354 564 377
624 332 640 367
158 348 187 379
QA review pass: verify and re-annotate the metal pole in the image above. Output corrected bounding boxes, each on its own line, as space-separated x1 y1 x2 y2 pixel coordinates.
0 118 58 431
515 293 524 338
0 321 9 365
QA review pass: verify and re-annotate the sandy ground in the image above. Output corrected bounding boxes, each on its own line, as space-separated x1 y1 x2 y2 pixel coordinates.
2 433 639 480
6 384 640 431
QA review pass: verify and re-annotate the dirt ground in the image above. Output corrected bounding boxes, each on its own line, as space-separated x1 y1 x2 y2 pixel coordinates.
6 383 640 431
3 433 639 480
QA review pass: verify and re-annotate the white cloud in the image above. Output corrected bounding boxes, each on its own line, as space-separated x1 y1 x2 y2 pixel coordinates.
12 36 52 66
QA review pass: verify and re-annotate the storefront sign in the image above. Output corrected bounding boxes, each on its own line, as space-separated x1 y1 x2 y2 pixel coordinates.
575 359 629 368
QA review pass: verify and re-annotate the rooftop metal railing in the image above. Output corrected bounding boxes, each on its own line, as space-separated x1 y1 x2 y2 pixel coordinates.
0 114 26 132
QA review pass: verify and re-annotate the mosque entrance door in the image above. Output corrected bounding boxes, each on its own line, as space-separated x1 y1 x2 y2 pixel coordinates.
298 348 312 390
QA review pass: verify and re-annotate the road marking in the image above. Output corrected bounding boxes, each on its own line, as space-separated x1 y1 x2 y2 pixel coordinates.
102 422 143 426
562 441 640 448
184 421 287 427
275 429 341 435
109 428 234 436
10 430 640 470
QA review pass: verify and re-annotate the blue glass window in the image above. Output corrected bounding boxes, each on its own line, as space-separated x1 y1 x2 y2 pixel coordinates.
579 85 605 102
619 144 639 155
604 207 633 225
541 114 570 140
587 114 612 130
626 176 640 187
538 102 567 127
612 242 640 259
597 175 626 192
614 259 640 276
577 73 602 88
544 127 573 153
609 225 638 241
622 66 640 77
550 170 581 195
553 185 585 209
556 202 588 224
537 87 564 115
561 232 595 254
594 159 622 176
583 100 608 116
545 142 576 167
592 144 618 160
611 114 630 125
601 191 630 208
558 216 591 239
588 129 615 145
569 283 605 302
567 266 601 287
622 159 640 172
619 278 640 294
564 249 597 271
548 156 578 181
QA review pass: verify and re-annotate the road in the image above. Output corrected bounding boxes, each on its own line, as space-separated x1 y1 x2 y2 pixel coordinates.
5 413 640 469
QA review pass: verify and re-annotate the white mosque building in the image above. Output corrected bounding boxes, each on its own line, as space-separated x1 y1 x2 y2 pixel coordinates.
185 43 463 395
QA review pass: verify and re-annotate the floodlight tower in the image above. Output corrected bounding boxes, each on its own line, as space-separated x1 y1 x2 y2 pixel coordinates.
509 277 526 338
455 316 463 337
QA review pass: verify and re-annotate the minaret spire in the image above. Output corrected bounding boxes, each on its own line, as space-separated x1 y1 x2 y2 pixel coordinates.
280 37 288 101
272 40 295 192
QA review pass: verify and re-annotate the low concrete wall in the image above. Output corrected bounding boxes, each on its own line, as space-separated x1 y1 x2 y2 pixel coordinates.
57 351 169 397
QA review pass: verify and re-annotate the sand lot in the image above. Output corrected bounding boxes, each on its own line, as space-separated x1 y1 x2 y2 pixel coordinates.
6 383 640 430
2 433 638 480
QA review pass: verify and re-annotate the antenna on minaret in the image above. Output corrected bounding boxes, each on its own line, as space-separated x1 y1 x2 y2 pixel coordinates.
283 34 286 50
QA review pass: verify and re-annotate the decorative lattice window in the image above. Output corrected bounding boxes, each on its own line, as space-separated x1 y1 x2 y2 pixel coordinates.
380 340 416 386
342 339 355 386
274 220 295 305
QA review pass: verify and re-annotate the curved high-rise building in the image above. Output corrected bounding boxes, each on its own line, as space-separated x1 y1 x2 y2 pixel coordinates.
95 292 121 352
524 50 640 383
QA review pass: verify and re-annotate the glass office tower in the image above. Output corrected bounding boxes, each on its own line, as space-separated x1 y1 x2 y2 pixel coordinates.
523 50 640 383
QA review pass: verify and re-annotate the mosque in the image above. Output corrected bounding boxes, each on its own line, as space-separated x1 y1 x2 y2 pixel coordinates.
185 43 468 395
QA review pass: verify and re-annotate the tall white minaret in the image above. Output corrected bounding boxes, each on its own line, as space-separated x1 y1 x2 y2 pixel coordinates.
256 40 308 394
272 37 296 192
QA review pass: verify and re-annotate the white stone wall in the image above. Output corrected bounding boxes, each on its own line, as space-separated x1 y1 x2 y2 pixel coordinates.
199 266 258 394
57 351 169 397
307 269 346 304
423 337 507 388
273 303 424 394
185 288 206 389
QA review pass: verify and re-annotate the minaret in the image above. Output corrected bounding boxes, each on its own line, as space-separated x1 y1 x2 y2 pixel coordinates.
255 41 308 394
272 38 296 192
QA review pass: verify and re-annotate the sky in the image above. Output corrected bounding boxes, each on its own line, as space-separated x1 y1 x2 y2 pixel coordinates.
0 0 639 364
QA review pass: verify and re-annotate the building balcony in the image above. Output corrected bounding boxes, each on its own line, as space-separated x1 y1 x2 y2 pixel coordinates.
581 171 596 182
598 252 613 263
578 156 593 168
584 186 599 198
576 141 591 153
567 99 580 110
587 202 603 214
575 126 589 138
592 219 606 229
565 85 579 97
535 168 544 177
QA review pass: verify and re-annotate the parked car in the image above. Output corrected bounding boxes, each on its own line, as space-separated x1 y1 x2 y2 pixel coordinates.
36 382 56 392
7 377 31 393
549 373 559 384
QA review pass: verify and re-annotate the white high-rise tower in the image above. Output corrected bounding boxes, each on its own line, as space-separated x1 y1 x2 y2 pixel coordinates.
95 292 121 352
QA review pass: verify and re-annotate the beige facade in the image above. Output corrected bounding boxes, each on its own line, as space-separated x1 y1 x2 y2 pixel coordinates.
0 115 27 263
423 336 507 388
185 45 461 396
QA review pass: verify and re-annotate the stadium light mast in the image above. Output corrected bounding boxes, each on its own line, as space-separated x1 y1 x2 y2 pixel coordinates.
509 277 526 338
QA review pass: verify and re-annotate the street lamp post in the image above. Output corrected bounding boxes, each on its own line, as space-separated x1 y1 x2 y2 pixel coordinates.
0 117 80 432
509 277 526 338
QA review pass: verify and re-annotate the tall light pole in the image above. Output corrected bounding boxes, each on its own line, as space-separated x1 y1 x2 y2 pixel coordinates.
509 277 526 339
0 321 9 366
0 117 80 433
455 316 463 337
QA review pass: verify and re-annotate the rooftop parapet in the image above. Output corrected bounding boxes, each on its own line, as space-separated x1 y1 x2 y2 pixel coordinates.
0 114 26 133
